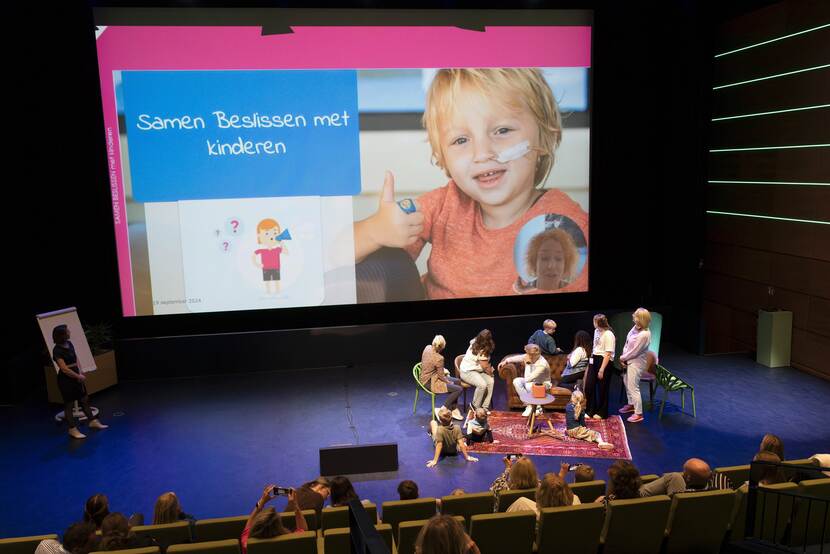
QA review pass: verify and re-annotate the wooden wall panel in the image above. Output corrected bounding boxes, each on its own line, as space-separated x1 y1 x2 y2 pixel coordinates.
709 109 830 149
707 185 830 222
792 328 830 378
808 296 830 337
711 69 829 118
713 28 830 85
708 148 827 182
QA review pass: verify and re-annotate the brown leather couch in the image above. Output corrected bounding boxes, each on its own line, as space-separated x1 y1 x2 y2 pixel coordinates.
497 353 572 410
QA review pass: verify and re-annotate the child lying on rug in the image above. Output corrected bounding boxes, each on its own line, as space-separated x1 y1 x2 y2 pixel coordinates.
427 407 480 468
465 407 495 443
544 390 614 450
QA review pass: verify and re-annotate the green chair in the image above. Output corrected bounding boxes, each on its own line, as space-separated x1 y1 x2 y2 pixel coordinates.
246 531 316 554
380 498 438 539
90 548 160 554
194 516 247 542
279 510 317 531
320 504 377 532
496 488 536 512
167 539 240 554
398 516 464 554
655 364 696 419
537 503 604 554
132 521 192 546
601 495 671 554
0 534 59 554
569 480 606 504
714 465 750 489
470 512 536 554
321 523 393 554
440 492 494 531
663 489 736 554
789 478 830 547
412 363 438 421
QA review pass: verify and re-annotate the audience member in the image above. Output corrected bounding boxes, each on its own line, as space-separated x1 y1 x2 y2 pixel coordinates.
560 330 591 387
398 480 419 500
427 407 479 468
414 514 480 554
152 492 194 525
490 456 539 510
751 451 785 486
597 461 641 506
329 476 361 507
35 522 97 554
242 486 307 554
83 494 110 530
640 458 733 497
575 464 596 483
450 488 466 496
508 472 580 514
759 434 785 460
98 513 154 551
528 319 560 356
285 477 330 522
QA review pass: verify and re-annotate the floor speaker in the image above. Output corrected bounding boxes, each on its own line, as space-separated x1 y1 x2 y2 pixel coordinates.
319 443 398 476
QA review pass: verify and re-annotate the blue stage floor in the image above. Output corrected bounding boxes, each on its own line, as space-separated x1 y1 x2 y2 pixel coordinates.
2 344 828 537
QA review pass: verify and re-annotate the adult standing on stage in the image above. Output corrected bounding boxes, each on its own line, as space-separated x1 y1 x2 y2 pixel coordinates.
618 308 652 423
584 314 615 419
420 335 464 421
52 325 108 439
459 329 496 411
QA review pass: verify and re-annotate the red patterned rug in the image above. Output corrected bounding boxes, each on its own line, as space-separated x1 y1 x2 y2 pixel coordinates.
465 411 632 460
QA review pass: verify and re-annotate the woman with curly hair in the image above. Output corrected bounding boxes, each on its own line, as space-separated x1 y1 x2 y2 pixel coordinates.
459 329 496 411
516 228 579 292
596 461 642 507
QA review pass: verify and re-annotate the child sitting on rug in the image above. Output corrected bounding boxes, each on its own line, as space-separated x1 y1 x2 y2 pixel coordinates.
566 390 614 450
427 407 479 468
465 407 494 443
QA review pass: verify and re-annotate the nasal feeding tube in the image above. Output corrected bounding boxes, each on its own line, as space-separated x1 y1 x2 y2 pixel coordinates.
494 140 533 163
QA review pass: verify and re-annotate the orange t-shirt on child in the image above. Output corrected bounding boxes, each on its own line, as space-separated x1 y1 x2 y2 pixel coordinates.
404 180 589 299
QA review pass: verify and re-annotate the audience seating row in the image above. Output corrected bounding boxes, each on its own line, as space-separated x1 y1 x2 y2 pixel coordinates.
4 477 828 554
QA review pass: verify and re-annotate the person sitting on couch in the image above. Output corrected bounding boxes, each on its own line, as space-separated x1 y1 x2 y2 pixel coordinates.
500 344 551 417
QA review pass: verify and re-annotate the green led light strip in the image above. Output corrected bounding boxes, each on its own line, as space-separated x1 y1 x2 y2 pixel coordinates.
714 23 830 58
707 211 830 225
711 104 830 121
713 64 829 90
708 180 830 187
709 144 830 153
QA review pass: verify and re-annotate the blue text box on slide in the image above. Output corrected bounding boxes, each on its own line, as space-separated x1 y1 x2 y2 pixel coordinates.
121 70 360 202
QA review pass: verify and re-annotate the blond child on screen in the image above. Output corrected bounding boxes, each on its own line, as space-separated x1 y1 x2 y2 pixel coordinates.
353 68 588 299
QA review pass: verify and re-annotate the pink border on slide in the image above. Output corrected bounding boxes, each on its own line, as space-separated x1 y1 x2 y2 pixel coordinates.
96 25 591 316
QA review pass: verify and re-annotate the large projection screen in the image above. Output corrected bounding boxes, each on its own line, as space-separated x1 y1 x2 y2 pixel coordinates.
93 9 593 316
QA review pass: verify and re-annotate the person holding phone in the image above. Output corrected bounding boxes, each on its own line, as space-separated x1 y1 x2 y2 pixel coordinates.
241 485 307 554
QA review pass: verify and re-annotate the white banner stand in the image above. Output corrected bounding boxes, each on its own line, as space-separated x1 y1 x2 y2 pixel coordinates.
36 307 100 423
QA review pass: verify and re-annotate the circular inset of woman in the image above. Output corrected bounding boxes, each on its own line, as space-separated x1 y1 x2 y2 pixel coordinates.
513 214 586 293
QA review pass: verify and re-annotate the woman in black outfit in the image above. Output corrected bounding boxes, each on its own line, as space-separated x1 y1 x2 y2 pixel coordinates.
52 325 108 439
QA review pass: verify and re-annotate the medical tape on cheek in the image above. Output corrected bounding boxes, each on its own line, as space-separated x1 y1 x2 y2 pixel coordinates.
494 140 531 164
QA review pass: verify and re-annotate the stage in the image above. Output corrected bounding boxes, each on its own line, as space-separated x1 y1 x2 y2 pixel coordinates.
2 344 828 537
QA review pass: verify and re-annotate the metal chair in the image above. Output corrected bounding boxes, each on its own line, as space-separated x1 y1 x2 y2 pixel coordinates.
412 363 438 421
655 364 696 419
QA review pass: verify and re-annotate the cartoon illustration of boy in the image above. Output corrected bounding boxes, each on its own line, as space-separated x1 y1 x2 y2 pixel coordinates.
252 218 287 295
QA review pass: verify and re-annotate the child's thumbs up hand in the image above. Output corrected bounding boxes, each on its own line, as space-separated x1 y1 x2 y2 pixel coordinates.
371 170 424 248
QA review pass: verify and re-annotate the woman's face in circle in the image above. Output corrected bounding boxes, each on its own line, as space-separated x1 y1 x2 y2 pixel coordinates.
535 238 566 290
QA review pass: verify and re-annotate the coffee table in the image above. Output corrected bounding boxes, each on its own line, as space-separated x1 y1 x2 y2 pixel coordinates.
517 389 558 437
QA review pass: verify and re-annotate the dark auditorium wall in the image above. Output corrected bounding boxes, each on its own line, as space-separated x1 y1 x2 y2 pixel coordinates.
7 1 779 396
704 0 830 378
